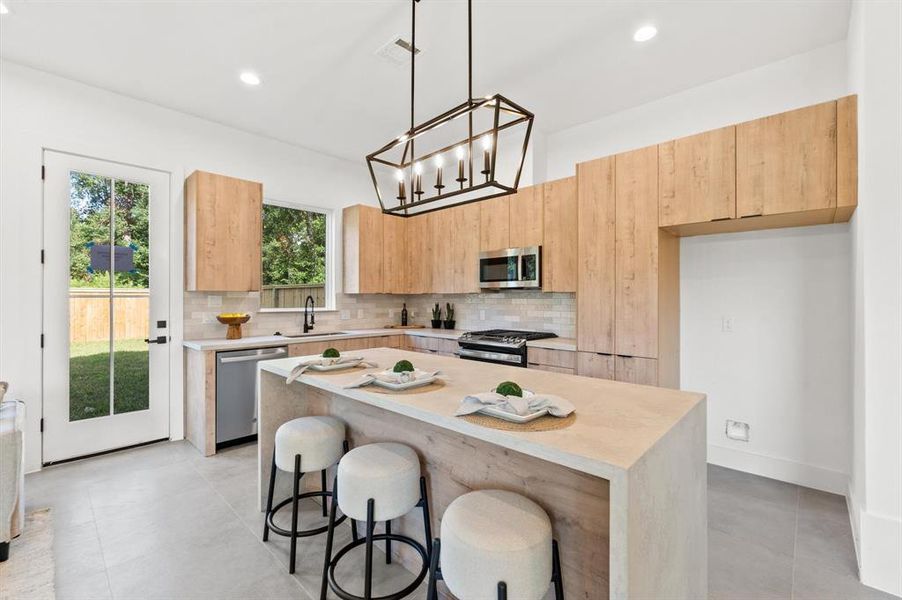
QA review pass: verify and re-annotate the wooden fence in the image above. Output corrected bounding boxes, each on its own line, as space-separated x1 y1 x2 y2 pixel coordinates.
261 284 326 309
70 288 149 344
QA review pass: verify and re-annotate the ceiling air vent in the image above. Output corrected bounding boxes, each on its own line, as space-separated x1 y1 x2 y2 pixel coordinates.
376 36 421 67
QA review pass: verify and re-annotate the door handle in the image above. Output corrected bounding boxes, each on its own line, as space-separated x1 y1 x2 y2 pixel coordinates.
144 336 168 344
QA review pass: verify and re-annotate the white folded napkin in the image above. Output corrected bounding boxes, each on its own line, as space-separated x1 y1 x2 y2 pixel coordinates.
343 369 441 389
285 356 378 384
455 391 575 417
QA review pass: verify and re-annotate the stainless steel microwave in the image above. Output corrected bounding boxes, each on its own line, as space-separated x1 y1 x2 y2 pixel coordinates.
478 246 542 289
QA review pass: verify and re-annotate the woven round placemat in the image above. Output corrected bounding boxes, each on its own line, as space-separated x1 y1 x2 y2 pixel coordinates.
366 379 447 394
458 411 576 432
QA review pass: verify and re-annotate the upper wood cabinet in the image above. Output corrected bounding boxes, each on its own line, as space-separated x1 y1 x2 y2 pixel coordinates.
577 156 616 355
406 214 433 294
509 185 544 248
479 195 510 251
659 126 736 226
383 214 408 295
737 100 837 218
543 177 578 292
450 204 481 293
343 205 383 294
185 170 262 292
836 95 858 222
615 146 660 359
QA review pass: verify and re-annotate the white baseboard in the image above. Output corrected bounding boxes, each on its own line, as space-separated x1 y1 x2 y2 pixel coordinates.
859 506 902 596
707 443 848 495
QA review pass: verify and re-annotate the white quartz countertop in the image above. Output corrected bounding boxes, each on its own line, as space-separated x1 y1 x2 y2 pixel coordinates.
259 348 704 476
183 327 570 351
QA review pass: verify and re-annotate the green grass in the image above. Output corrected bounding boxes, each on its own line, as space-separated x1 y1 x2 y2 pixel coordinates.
69 338 149 421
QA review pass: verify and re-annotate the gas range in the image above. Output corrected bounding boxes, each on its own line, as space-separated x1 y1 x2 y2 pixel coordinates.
457 329 558 367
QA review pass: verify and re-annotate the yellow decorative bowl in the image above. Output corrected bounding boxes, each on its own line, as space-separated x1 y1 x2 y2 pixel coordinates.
216 314 251 339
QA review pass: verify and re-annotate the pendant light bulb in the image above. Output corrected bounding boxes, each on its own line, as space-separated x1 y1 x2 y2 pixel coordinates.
434 154 444 167
395 169 405 182
481 135 493 150
455 145 466 160
414 162 423 175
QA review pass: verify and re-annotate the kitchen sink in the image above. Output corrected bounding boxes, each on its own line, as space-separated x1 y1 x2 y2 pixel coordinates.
278 331 348 339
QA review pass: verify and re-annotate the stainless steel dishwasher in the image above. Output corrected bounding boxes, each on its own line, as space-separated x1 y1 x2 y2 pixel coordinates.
216 346 288 447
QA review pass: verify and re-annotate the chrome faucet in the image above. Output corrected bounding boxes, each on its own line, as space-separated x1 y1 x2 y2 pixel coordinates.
303 295 315 333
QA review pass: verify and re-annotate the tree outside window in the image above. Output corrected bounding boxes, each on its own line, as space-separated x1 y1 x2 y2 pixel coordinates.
261 203 329 309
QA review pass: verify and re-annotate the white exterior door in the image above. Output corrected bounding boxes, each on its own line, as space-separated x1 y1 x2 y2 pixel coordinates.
42 151 170 462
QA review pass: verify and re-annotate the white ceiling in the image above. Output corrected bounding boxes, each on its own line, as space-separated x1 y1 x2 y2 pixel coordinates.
0 0 851 162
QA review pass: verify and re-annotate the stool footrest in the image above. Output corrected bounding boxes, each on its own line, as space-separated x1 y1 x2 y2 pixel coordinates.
327 533 429 600
266 489 346 539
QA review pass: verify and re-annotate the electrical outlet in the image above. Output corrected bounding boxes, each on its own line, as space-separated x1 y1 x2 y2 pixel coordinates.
357 309 364 319
725 420 750 442
722 316 734 332
207 295 222 308
340 310 351 320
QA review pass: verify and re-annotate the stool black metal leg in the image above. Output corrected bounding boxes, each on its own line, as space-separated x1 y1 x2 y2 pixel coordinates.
364 498 375 600
385 520 393 564
289 453 302 574
263 450 277 542
552 539 564 600
426 538 441 600
351 518 359 542
320 469 329 518
418 476 432 561
320 477 339 600
497 581 507 600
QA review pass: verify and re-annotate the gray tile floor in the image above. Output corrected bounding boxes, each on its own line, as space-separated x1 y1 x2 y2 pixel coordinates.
23 441 895 600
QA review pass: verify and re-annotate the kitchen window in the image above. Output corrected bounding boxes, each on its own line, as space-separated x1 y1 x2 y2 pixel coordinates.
260 201 334 310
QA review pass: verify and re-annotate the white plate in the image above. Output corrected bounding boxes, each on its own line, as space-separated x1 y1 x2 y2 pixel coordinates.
478 405 549 423
372 375 437 391
306 358 364 371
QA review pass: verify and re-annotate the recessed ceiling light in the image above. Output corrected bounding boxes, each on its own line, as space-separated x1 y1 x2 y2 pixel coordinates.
633 25 657 42
239 71 261 86
0 3 11 15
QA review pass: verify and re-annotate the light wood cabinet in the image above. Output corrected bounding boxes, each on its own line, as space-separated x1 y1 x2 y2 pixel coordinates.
343 205 384 294
509 185 544 248
576 156 616 355
659 126 736 226
406 214 433 294
527 347 576 373
383 214 408 294
836 95 858 222
450 204 480 293
185 170 262 292
405 335 458 357
737 100 837 218
615 146 660 359
614 356 658 386
543 177 578 292
479 195 510 251
576 352 615 380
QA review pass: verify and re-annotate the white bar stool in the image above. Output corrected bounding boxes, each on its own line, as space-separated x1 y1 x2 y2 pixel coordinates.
263 416 352 574
320 442 432 600
427 490 564 600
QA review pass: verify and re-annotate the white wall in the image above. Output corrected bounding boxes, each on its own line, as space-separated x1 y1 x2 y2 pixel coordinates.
846 0 902 594
542 41 854 494
0 61 374 472
682 226 851 493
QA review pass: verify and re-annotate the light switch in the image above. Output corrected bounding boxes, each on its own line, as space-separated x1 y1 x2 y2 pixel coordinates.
722 317 734 332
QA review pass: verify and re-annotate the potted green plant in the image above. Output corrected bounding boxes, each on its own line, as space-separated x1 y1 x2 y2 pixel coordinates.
431 303 442 329
443 303 456 329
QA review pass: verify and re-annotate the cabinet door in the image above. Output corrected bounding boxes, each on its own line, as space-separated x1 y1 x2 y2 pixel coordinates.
342 205 383 294
576 157 616 354
543 177 578 292
406 214 432 294
659 127 736 226
451 204 480 293
383 214 408 294
614 356 658 386
836 95 858 221
615 146 659 359
479 195 510 251
185 170 262 292
737 100 836 217
576 352 615 380
430 211 453 294
527 347 576 370
508 185 543 248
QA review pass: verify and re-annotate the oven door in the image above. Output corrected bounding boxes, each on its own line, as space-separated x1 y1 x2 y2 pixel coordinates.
458 345 526 367
479 246 541 289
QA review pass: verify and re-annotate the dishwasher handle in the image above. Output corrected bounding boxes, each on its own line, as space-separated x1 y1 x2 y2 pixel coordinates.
218 348 288 364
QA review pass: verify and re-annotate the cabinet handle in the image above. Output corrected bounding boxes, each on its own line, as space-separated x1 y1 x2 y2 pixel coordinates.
740 213 763 219
710 217 732 222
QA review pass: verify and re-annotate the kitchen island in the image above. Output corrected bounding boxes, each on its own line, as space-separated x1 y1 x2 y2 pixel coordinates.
258 348 706 599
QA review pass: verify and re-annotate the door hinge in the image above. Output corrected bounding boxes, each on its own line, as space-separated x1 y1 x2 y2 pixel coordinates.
41 165 45 180
40 418 44 433
40 334 44 348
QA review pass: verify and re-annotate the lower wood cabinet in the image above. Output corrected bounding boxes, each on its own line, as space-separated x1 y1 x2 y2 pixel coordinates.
287 335 401 358
576 352 615 380
527 347 576 375
403 335 459 357
614 356 658 386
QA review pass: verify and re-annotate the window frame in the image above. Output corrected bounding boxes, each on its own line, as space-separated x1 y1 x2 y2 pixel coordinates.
258 198 336 312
